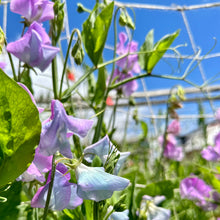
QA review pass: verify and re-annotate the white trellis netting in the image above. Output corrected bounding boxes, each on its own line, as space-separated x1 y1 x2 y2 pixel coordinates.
1 1 220 145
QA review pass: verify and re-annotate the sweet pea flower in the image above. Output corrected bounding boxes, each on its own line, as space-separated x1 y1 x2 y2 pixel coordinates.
31 163 83 210
16 147 52 183
112 68 138 97
167 120 180 135
201 132 220 161
138 195 170 220
39 100 93 158
215 108 220 121
18 82 44 113
180 177 220 211
84 135 130 175
107 209 129 220
10 0 54 24
75 163 130 202
7 22 59 72
116 32 141 74
159 134 184 161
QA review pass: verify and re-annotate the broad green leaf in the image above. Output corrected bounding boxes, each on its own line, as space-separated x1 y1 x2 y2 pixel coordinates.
147 30 180 73
0 70 41 187
135 180 178 206
0 181 22 220
82 2 114 66
139 29 154 71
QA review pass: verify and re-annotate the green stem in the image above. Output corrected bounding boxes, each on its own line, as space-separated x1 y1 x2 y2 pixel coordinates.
5 41 17 81
59 29 80 98
93 201 99 220
104 208 114 220
52 56 58 99
42 155 56 220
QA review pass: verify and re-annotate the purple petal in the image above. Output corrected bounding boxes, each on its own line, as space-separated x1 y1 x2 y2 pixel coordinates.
167 120 180 135
180 177 219 211
31 164 79 210
10 0 54 23
201 146 220 161
16 163 45 183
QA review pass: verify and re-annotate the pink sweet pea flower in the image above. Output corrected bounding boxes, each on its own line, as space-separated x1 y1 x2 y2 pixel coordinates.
10 0 54 24
7 22 59 72
167 120 180 135
201 132 220 161
159 134 184 161
180 177 220 211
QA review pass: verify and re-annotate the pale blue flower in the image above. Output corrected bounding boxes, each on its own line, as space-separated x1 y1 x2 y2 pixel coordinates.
84 135 130 174
75 163 130 202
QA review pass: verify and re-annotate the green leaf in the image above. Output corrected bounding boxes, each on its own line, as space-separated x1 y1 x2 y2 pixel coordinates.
140 121 148 139
135 180 178 206
147 30 180 73
0 70 41 187
139 29 154 71
139 30 179 74
0 181 22 220
82 2 114 66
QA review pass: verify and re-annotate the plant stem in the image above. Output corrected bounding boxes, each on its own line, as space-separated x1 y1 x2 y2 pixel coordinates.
93 201 99 220
42 155 56 220
104 209 114 220
5 41 17 81
59 29 80 98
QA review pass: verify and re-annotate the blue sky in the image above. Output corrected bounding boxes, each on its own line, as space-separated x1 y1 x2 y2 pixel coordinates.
1 0 220 136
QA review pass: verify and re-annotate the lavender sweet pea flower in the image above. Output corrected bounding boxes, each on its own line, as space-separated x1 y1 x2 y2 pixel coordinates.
84 135 130 175
39 100 93 158
16 147 52 183
112 68 138 96
180 177 220 211
16 162 45 183
10 0 54 23
18 83 44 113
75 163 130 202
201 133 220 161
7 22 59 72
116 32 141 74
31 163 83 210
138 195 170 220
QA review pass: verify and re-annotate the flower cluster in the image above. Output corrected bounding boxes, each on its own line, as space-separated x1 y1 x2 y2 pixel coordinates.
159 120 184 161
17 93 130 210
180 176 220 210
7 0 59 72
111 32 141 96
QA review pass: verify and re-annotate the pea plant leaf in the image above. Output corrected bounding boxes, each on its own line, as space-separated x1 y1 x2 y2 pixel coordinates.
139 29 180 74
0 70 41 187
82 2 114 66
